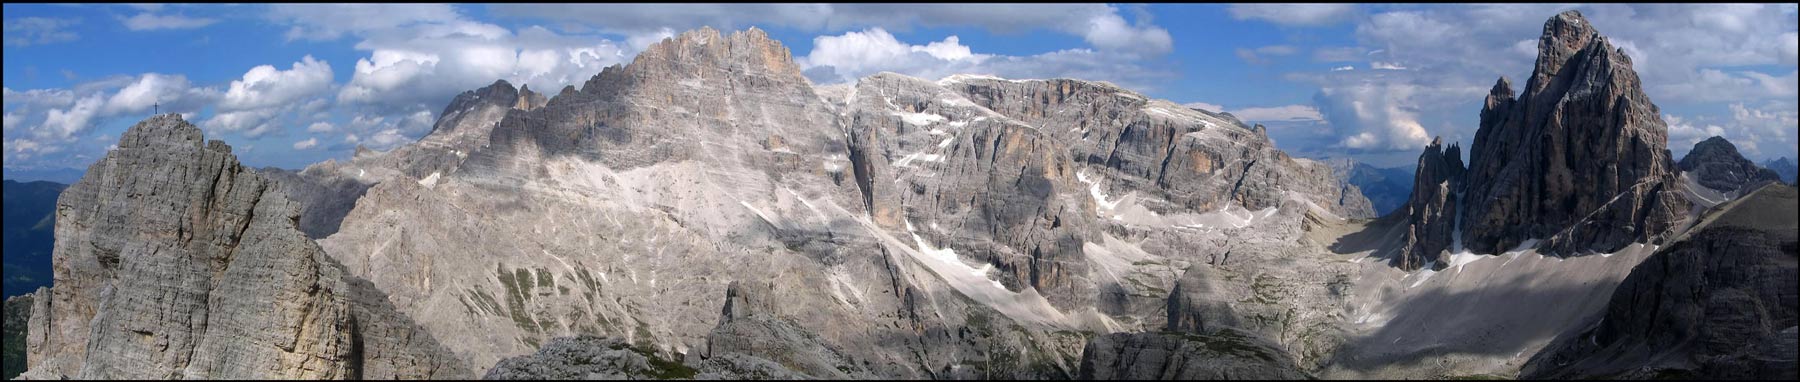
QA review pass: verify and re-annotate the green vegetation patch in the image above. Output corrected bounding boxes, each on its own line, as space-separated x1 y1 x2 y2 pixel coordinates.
3 295 33 380
497 264 540 333
535 268 554 289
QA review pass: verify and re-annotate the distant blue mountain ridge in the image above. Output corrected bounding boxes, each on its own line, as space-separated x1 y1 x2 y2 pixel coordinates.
3 179 67 298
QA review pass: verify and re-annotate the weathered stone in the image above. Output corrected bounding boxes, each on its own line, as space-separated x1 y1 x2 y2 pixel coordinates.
19 115 465 380
24 115 354 379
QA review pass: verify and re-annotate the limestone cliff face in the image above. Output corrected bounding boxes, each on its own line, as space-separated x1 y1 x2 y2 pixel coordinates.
1678 136 1782 195
1458 10 1689 256
1393 137 1465 271
842 73 1100 310
940 76 1375 221
20 115 464 380
24 115 354 379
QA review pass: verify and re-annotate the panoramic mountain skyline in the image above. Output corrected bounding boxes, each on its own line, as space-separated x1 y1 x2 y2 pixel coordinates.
4 3 1796 177
3 6 1795 380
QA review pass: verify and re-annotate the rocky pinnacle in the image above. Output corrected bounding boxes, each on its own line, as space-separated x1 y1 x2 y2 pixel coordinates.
1454 10 1689 256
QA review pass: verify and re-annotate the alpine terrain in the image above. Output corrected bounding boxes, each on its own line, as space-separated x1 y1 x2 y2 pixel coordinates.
4 9 1793 381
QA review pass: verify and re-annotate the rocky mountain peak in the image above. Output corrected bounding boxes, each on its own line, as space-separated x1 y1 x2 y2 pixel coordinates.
1527 10 1600 95
1765 157 1799 184
1482 77 1514 114
515 84 546 111
1685 136 1745 159
27 116 345 378
1393 136 1467 270
1679 136 1782 194
1453 10 1688 256
622 26 804 84
432 79 521 136
118 113 207 150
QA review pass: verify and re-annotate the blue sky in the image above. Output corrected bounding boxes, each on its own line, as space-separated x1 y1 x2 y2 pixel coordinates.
4 4 1796 178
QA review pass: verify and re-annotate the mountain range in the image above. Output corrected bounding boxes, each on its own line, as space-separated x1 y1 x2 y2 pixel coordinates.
3 10 1793 380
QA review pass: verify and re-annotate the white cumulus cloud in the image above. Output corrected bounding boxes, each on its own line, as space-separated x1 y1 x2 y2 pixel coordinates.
798 28 1175 91
203 56 336 138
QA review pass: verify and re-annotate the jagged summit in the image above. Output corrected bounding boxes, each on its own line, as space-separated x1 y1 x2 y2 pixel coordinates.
1526 10 1600 96
577 26 807 98
1679 136 1783 194
1392 136 1466 270
1450 9 1688 256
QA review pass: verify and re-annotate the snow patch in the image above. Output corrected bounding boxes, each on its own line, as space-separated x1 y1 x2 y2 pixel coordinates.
893 152 945 168
418 171 441 189
893 111 947 126
937 73 1005 85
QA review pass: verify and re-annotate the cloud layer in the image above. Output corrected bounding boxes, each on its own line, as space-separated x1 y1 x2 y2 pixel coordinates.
1228 3 1799 162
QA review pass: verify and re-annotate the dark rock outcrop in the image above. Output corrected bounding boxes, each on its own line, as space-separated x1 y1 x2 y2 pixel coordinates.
1523 184 1797 380
1456 10 1688 256
483 336 700 380
1076 329 1309 380
1679 136 1782 194
1164 265 1241 334
1393 137 1465 270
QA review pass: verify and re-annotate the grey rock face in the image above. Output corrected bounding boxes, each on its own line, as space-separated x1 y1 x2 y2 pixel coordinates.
843 73 1101 310
1523 184 1798 380
19 115 465 380
24 115 355 379
1459 10 1689 256
707 281 873 379
1393 137 1465 271
1164 265 1240 334
259 167 373 239
940 76 1375 222
1076 329 1310 380
1678 136 1782 194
